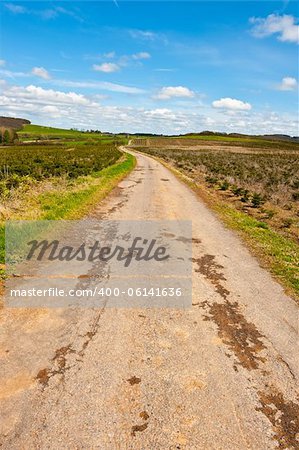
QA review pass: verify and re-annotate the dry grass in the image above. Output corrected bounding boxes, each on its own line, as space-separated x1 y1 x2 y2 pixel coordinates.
136 140 299 241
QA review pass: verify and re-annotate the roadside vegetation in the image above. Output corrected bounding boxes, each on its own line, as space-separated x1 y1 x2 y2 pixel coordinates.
133 137 299 298
0 125 134 280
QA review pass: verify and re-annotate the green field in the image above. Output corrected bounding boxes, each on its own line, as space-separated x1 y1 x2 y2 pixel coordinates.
0 142 122 191
18 124 128 144
18 124 84 137
0 128 135 274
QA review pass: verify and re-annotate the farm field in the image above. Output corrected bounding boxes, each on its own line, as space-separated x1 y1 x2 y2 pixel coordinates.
18 124 128 143
132 138 299 296
176 133 299 147
0 142 122 185
134 137 299 236
0 127 135 275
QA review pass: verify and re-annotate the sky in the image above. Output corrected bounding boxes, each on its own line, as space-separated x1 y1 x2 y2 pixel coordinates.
0 1 298 135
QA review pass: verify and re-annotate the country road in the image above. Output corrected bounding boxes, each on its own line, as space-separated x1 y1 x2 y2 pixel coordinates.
0 148 298 449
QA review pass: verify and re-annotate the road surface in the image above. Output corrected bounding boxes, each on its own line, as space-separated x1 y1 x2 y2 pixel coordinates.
0 149 298 449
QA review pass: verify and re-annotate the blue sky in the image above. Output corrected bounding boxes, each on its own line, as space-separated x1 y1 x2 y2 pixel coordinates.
0 1 298 134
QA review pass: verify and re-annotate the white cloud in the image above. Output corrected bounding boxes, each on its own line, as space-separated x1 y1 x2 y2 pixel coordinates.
155 86 195 100
143 108 176 119
132 52 151 60
54 79 145 94
104 52 116 58
5 84 96 106
5 3 26 13
154 68 176 72
277 77 298 91
204 117 216 126
93 63 120 73
42 105 60 113
5 4 82 21
47 6 83 22
41 105 61 118
0 81 297 136
212 97 252 111
129 29 158 41
250 14 299 44
0 68 29 78
32 67 51 80
0 60 6 67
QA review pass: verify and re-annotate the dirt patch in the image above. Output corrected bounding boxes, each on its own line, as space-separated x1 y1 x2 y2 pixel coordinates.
162 232 175 238
175 236 201 244
53 345 75 370
192 254 230 299
257 388 299 449
36 345 75 387
176 236 192 244
192 238 202 244
36 368 51 387
140 411 149 420
131 422 148 436
276 355 296 380
201 300 267 370
78 309 106 356
35 309 105 388
127 376 141 385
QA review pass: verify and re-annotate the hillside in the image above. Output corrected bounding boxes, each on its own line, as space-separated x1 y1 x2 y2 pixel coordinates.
0 116 31 130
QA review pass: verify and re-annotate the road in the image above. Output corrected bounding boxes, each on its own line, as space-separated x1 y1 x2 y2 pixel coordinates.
0 149 298 449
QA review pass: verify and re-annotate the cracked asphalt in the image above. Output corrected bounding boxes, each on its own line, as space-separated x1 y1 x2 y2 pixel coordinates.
0 149 298 449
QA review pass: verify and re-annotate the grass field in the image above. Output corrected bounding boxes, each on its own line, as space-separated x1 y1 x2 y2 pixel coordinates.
18 124 84 137
135 138 299 298
18 124 128 144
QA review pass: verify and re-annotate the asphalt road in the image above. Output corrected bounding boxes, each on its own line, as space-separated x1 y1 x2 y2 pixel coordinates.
0 149 298 449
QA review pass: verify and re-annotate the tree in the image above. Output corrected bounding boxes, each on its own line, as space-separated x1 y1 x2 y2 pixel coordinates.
3 129 11 144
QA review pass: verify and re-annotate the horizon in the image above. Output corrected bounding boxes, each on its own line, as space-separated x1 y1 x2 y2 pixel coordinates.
0 1 298 135
5 118 299 139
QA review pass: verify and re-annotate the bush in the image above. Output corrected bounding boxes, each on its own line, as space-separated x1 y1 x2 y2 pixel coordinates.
232 186 244 196
219 180 230 191
240 189 250 203
251 192 265 208
281 218 293 229
263 209 275 219
0 128 17 144
205 176 218 185
3 129 11 144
